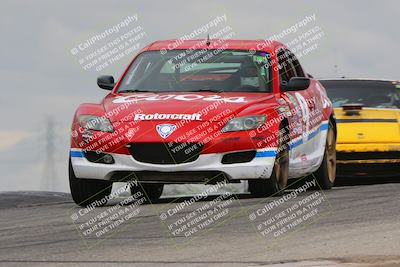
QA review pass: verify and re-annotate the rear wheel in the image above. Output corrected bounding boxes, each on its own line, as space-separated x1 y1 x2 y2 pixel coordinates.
69 160 113 207
130 183 164 201
312 121 336 189
249 126 289 197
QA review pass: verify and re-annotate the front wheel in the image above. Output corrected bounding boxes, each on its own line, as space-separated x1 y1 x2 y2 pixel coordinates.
312 121 336 189
69 160 113 207
249 126 289 197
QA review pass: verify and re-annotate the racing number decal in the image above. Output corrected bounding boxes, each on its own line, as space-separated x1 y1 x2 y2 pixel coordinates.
113 94 247 104
295 92 310 143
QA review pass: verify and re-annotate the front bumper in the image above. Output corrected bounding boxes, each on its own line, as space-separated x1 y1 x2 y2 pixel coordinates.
70 148 276 182
336 143 400 177
336 143 400 164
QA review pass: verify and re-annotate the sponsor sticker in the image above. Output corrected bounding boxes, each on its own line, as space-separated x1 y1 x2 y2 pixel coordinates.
134 113 202 121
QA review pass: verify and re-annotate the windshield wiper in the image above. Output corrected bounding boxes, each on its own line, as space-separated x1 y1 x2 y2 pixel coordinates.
189 89 223 93
118 89 153 93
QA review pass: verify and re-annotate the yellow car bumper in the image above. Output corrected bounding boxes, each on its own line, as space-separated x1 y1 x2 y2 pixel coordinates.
337 143 400 164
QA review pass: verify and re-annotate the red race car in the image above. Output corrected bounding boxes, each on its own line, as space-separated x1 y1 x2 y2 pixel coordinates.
69 39 336 206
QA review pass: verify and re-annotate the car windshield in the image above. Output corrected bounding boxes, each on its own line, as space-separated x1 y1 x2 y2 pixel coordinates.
320 80 400 109
117 50 273 93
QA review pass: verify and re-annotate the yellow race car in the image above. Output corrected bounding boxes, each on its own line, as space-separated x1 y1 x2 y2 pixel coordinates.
320 78 400 177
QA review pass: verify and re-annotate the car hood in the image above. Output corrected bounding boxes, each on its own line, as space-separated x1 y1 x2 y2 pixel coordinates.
335 107 400 143
102 92 278 122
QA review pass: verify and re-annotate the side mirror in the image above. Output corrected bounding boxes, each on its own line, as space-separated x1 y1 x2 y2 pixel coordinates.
97 75 115 90
282 77 310 91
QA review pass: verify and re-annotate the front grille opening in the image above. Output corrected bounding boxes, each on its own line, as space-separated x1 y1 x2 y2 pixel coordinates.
128 143 203 164
221 151 256 164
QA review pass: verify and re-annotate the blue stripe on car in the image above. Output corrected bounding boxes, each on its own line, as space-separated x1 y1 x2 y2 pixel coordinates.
289 139 303 150
308 123 329 141
70 151 84 158
290 123 329 149
320 123 329 131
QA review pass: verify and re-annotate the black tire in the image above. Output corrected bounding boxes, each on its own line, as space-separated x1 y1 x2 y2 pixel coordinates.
130 183 164 201
312 121 336 189
69 160 113 207
249 125 289 197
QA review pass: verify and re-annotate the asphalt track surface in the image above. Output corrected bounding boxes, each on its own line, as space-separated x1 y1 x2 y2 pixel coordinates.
1 178 399 267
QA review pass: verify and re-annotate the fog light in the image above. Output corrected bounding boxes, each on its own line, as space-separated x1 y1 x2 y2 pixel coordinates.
84 151 115 164
103 154 114 164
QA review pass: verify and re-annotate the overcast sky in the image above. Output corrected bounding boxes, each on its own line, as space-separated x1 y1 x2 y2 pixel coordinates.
0 0 399 192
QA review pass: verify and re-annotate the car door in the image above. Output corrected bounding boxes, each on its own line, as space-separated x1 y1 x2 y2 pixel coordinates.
277 49 317 178
289 49 329 172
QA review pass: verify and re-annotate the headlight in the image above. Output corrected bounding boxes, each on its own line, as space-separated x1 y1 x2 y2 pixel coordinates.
221 115 266 132
79 115 114 132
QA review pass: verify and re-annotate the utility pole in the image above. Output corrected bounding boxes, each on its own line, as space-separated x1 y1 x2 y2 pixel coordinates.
334 64 338 77
42 116 57 191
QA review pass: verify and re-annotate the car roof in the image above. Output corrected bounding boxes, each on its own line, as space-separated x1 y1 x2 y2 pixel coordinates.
143 39 286 53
